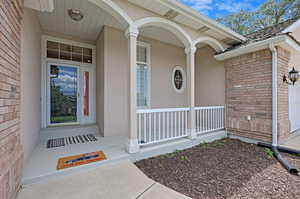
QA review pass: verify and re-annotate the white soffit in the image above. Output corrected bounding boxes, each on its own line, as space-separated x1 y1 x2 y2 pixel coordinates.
38 0 123 41
24 0 54 12
129 0 170 16
140 26 184 47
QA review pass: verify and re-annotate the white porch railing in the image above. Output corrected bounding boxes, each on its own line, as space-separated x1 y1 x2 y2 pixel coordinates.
137 106 225 146
195 106 225 134
137 108 189 146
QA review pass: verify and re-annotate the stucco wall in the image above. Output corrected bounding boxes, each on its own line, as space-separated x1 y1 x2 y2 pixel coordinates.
101 26 189 136
139 35 188 108
289 26 300 83
195 46 225 106
102 26 129 136
96 30 105 136
20 8 41 162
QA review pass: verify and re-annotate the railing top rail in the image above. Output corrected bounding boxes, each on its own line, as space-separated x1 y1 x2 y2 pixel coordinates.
137 107 189 113
195 106 225 110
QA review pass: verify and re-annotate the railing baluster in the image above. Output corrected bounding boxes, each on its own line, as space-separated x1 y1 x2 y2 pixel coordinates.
143 113 146 144
136 107 224 146
167 112 169 139
154 112 156 142
138 113 141 143
158 112 161 141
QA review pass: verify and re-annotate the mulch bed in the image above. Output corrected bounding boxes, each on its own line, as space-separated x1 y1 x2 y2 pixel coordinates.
135 139 300 199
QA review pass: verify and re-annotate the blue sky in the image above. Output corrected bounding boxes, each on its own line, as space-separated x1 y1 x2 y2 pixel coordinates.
179 0 266 19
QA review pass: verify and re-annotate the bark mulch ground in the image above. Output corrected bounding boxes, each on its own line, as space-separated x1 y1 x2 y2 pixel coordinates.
135 139 300 199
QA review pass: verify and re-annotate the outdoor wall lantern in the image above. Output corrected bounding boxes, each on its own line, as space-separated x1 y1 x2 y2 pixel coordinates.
283 67 300 85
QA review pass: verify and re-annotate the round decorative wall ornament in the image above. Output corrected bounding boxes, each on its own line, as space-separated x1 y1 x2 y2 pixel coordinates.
172 66 186 93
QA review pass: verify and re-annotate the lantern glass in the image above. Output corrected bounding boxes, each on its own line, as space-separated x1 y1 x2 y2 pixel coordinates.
288 67 300 85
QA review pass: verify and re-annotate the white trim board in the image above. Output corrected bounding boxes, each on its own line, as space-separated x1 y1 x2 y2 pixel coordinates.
215 35 300 61
136 41 151 109
282 18 300 33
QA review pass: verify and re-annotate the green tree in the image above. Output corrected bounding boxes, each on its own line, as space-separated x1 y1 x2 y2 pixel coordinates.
217 10 254 35
217 0 300 35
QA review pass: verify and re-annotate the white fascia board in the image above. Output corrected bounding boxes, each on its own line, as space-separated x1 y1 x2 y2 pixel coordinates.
40 0 54 12
214 35 295 61
282 19 300 33
157 0 246 42
24 0 54 12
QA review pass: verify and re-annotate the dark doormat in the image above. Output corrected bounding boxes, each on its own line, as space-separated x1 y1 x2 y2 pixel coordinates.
47 134 98 148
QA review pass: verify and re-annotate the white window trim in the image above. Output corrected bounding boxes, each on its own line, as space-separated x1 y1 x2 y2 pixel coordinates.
172 66 186 93
137 41 151 109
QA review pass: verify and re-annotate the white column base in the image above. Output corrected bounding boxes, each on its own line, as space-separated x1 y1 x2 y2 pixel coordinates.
126 138 140 154
188 129 197 140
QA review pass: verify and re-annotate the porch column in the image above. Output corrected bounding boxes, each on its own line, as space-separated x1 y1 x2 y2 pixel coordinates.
125 26 140 153
185 46 197 139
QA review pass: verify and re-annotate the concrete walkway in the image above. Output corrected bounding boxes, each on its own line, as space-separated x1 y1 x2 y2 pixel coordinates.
17 160 190 199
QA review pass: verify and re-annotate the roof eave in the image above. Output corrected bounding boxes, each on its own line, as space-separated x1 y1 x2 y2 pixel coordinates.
282 18 300 33
156 0 247 42
215 35 300 61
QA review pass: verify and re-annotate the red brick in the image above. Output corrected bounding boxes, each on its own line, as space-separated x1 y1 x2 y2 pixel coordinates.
0 1 23 199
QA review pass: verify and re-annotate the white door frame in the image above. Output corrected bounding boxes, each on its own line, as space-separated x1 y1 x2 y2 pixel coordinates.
41 35 96 128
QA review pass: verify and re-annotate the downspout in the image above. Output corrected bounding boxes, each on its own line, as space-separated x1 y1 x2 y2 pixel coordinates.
257 43 298 175
269 43 278 147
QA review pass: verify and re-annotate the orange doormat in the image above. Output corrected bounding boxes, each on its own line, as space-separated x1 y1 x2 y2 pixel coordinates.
57 151 106 170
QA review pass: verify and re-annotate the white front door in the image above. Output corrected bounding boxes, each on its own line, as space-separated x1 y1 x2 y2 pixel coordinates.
48 63 80 126
289 84 300 132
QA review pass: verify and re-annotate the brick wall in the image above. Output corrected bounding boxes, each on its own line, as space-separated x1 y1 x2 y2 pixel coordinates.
225 49 273 142
0 1 24 199
225 47 292 143
277 47 291 142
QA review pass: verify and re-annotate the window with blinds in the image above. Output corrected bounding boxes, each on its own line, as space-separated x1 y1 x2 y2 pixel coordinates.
136 44 149 108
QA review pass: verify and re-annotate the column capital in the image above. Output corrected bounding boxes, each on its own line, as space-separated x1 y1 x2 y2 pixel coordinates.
185 46 197 54
125 25 139 38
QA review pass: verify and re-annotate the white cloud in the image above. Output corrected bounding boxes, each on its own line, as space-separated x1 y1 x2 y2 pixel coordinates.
180 0 214 11
216 1 254 13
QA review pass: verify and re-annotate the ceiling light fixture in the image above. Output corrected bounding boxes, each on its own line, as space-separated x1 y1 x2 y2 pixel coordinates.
68 9 84 22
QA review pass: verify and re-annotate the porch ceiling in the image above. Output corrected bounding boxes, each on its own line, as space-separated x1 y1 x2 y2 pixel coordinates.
37 0 124 42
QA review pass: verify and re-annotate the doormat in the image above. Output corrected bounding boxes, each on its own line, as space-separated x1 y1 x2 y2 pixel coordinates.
47 134 98 148
57 151 106 170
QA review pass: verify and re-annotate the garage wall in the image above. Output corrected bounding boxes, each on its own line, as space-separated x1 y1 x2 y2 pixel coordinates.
289 26 300 84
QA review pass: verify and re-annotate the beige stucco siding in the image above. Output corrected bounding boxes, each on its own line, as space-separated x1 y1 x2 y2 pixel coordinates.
96 30 105 136
103 26 130 137
20 8 42 162
101 26 189 136
139 36 188 108
289 27 300 84
195 46 225 106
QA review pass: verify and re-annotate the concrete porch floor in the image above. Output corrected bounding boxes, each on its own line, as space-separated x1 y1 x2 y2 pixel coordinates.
22 125 227 185
22 126 130 185
18 160 191 199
